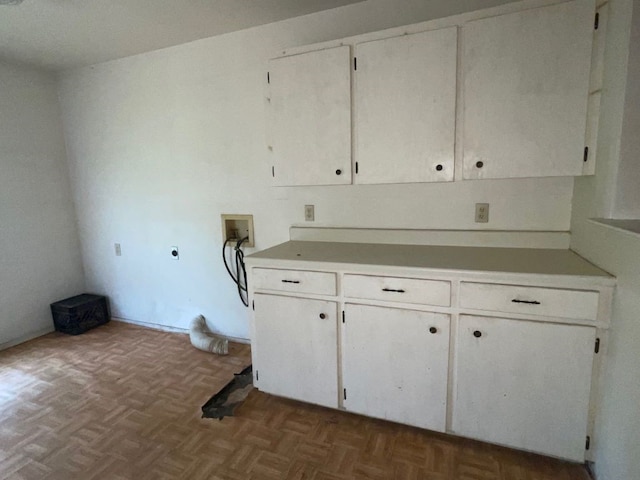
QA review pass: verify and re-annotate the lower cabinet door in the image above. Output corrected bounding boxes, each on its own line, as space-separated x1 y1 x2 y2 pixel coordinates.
452 315 595 462
342 304 450 431
253 294 338 408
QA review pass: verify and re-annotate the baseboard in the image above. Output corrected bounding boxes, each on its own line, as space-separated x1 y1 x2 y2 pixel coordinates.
0 326 55 352
111 317 250 345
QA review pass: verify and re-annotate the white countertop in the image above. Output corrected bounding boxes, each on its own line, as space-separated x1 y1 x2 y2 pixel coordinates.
246 241 613 281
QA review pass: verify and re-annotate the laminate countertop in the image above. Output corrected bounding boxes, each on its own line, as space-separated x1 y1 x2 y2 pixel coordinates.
246 241 613 283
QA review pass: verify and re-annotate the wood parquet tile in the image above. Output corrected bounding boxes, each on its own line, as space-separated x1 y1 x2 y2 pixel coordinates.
0 321 591 480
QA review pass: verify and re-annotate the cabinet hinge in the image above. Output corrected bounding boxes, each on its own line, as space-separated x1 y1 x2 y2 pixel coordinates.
354 57 357 71
595 338 600 354
267 72 270 84
343 388 347 400
355 162 359 174
594 12 600 30
584 146 589 163
586 435 591 450
342 310 345 323
272 166 275 177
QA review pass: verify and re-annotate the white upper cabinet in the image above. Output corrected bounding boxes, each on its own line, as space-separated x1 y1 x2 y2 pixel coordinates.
267 46 352 186
354 28 457 184
462 0 595 179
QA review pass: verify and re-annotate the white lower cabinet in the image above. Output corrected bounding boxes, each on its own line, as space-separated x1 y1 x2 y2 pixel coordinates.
248 259 612 463
253 293 338 408
342 304 450 431
452 315 596 461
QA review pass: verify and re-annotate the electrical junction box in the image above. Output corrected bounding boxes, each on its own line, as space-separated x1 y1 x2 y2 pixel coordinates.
221 214 254 247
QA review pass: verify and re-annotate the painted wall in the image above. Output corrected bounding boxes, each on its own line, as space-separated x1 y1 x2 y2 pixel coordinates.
570 0 640 478
0 62 85 349
57 0 575 339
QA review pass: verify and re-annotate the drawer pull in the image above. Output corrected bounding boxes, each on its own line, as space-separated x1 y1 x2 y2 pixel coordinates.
281 280 301 284
429 327 437 334
473 330 482 338
382 288 405 293
511 299 541 305
319 313 326 319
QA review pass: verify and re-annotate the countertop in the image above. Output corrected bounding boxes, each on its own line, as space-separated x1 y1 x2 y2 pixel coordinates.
246 241 613 280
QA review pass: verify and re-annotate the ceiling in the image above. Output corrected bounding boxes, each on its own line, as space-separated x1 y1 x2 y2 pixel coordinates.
0 0 365 71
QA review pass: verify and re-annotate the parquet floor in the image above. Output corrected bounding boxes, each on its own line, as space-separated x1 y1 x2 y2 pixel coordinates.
0 321 591 480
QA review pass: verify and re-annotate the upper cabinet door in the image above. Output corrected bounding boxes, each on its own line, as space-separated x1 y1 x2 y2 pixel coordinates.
462 0 595 180
355 28 457 184
267 46 352 186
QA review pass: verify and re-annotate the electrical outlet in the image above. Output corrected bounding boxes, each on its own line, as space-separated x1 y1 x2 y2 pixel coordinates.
170 246 179 260
304 205 315 222
475 203 490 223
114 243 121 256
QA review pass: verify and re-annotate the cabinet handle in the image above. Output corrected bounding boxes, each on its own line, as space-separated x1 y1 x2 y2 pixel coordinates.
335 169 342 175
382 288 405 293
435 164 443 171
473 330 482 338
475 161 484 168
429 327 437 334
319 313 326 319
511 299 541 305
281 280 300 284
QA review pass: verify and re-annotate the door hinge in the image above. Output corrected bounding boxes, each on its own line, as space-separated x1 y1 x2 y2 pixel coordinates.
272 166 275 177
355 162 359 174
343 388 347 400
584 146 589 163
586 435 591 450
267 72 270 84
594 12 600 30
342 310 345 323
252 300 255 311
595 338 600 354
354 57 357 71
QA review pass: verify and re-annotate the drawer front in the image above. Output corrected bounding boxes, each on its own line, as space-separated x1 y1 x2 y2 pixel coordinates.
343 274 451 306
252 268 336 296
459 282 599 321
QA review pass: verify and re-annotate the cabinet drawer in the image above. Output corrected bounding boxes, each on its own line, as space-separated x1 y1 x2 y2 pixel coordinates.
252 268 336 295
343 274 450 306
459 282 599 321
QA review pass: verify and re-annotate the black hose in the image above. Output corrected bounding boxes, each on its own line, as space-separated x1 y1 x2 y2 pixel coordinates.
222 236 249 307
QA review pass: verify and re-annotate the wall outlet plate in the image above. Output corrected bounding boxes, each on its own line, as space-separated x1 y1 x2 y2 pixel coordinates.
304 205 315 222
475 203 490 223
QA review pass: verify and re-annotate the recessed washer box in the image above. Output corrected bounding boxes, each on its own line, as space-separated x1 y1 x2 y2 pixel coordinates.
221 214 254 247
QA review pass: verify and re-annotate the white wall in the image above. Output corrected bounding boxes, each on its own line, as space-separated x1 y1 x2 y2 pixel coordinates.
57 0 575 339
570 0 640 478
0 62 85 349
